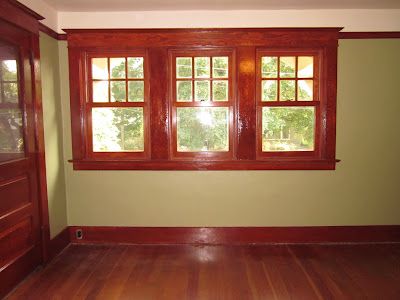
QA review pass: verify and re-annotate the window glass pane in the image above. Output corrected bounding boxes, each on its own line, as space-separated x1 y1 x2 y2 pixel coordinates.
212 80 228 101
3 83 18 103
0 109 24 161
176 57 192 78
261 56 278 78
92 58 108 79
262 107 315 151
110 58 125 79
262 80 277 102
92 107 144 152
177 107 229 152
176 81 192 102
298 56 314 78
92 81 109 102
195 57 210 78
298 80 313 101
128 81 144 102
128 57 144 79
110 81 126 102
2 60 18 81
195 80 210 102
280 57 296 78
212 57 228 78
280 80 295 101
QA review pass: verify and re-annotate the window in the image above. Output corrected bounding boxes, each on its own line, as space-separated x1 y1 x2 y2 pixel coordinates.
66 28 339 170
0 42 24 162
86 53 149 159
170 50 234 159
257 51 320 158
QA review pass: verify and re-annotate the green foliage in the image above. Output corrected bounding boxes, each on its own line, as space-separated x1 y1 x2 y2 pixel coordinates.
0 109 24 153
262 107 314 151
177 108 228 152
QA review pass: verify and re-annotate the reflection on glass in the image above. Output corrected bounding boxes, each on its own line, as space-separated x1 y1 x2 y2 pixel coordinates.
92 107 144 152
177 107 229 152
262 80 277 101
92 58 108 79
128 57 144 79
195 57 210 78
212 57 228 78
110 81 126 102
262 107 315 151
262 56 278 78
110 58 125 79
298 80 313 101
0 42 24 161
0 109 24 161
213 80 228 101
3 83 18 103
93 81 109 102
176 81 192 102
195 80 210 102
280 57 296 78
280 80 295 101
128 81 144 102
298 56 314 78
176 57 192 78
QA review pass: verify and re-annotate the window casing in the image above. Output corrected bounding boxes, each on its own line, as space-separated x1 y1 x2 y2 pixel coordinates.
170 49 235 160
66 28 339 170
256 50 322 159
85 51 150 160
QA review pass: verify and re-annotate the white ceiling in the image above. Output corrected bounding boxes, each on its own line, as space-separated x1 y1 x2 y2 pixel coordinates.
42 0 400 12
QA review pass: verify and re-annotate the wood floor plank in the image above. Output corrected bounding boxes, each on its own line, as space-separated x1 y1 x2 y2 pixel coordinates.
5 243 400 300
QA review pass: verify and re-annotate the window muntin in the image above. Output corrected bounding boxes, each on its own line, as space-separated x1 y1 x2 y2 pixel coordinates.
87 54 148 158
171 51 234 159
258 52 320 156
67 28 339 170
0 42 25 161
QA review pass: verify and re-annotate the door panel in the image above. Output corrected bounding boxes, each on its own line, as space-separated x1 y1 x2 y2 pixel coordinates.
0 18 43 298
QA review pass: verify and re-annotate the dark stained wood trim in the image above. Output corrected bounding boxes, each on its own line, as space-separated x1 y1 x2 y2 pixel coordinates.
48 228 70 261
0 0 42 34
67 28 340 170
339 32 400 39
38 23 67 41
69 159 337 170
38 23 58 40
6 0 44 21
64 28 341 48
69 226 400 245
31 34 51 263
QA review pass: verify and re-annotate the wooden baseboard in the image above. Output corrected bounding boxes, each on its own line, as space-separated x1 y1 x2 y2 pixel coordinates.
68 226 400 245
48 227 70 260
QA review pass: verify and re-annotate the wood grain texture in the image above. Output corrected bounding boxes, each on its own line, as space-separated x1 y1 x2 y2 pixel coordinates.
6 243 400 299
68 226 400 244
66 28 340 170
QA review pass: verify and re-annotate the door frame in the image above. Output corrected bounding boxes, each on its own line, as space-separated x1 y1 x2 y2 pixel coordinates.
0 0 50 263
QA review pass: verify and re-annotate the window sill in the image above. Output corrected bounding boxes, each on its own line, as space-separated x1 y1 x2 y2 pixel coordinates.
68 159 340 170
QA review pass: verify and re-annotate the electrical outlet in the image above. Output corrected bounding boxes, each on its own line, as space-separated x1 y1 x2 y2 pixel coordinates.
75 229 83 239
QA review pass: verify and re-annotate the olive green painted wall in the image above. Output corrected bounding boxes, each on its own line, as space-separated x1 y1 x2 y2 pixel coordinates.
54 39 400 227
39 33 68 237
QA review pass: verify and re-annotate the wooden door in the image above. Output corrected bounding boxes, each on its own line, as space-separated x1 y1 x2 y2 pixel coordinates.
0 18 44 298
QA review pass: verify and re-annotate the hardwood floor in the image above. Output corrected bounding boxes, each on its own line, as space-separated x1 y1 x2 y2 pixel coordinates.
6 243 400 299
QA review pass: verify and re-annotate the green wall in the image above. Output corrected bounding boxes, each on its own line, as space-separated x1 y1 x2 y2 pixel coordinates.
43 39 400 228
39 33 68 237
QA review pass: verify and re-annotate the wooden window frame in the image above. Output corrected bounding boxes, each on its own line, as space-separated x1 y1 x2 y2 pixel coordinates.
66 28 340 170
83 51 150 161
256 49 322 159
169 49 236 160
